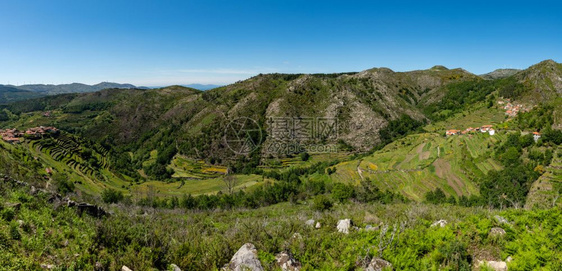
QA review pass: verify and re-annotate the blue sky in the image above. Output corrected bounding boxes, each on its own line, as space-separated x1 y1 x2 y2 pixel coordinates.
0 0 561 86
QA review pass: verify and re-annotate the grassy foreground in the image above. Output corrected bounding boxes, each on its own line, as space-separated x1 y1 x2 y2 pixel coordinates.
1 182 561 271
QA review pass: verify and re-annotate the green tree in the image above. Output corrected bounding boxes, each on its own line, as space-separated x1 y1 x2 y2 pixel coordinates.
101 188 124 204
331 183 355 203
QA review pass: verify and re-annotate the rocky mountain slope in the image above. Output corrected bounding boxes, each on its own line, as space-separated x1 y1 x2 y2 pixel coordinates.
480 68 520 80
1 65 480 164
3 60 562 163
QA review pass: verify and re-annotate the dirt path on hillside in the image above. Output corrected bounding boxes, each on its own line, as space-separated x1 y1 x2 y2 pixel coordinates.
418 143 431 160
433 158 464 196
357 160 364 180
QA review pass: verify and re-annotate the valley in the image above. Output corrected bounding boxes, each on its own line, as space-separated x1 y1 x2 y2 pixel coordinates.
1 60 562 270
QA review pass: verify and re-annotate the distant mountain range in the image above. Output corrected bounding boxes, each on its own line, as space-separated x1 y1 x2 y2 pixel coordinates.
0 82 146 104
0 85 45 104
2 82 142 95
181 84 222 90
479 68 521 80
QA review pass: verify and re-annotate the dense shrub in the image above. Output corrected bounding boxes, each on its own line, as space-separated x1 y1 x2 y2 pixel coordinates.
53 173 75 195
312 195 333 211
331 183 355 203
101 188 124 203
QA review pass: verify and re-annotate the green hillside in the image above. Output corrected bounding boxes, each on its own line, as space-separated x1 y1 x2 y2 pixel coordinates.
330 132 503 201
1 60 562 204
0 86 45 105
2 60 562 270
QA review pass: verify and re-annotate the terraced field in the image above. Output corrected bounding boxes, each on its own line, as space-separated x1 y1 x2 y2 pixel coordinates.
130 174 266 197
30 134 110 179
525 146 562 209
169 155 228 179
330 132 505 201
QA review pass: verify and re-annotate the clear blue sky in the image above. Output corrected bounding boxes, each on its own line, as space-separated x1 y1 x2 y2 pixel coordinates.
1 0 561 86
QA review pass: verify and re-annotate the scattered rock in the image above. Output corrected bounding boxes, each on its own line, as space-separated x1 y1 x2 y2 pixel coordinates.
225 243 264 271
315 222 321 229
506 256 513 263
17 220 24 227
76 203 108 218
94 262 103 271
122 266 133 271
337 219 352 234
170 263 182 271
489 227 506 237
366 257 393 271
494 215 510 225
30 186 38 195
365 224 379 231
430 220 447 228
305 219 315 227
66 199 76 207
47 194 62 204
477 260 507 271
40 264 55 269
275 251 301 271
291 233 302 240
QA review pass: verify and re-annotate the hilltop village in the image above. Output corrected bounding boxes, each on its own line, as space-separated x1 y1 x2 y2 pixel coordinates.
0 126 59 144
498 99 531 118
445 99 541 141
446 125 495 137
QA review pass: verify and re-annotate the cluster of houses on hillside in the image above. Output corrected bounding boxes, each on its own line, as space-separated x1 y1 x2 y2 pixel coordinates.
446 125 495 137
0 126 59 144
446 125 543 143
498 99 531 117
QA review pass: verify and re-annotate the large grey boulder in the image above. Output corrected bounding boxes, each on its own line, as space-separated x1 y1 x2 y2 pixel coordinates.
366 257 393 271
40 264 55 269
225 243 264 271
275 251 301 271
337 219 352 234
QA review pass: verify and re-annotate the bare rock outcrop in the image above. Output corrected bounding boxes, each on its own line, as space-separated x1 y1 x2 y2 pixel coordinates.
275 251 301 271
477 260 507 271
224 243 264 271
489 227 506 237
337 219 352 234
366 257 393 271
